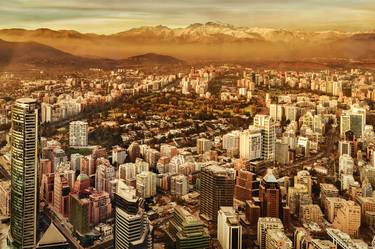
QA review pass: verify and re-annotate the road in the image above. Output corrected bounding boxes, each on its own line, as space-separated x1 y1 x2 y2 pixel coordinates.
0 156 10 180
49 209 114 249
276 127 338 176
276 151 326 175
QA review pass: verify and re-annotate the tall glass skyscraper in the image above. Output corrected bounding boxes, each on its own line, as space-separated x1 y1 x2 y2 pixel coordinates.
9 98 40 249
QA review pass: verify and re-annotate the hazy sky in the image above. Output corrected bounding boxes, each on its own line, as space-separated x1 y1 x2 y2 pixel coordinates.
0 0 374 34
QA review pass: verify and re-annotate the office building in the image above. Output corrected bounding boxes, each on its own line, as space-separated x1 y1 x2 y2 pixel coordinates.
253 114 276 161
200 165 235 222
234 170 258 203
40 173 54 204
338 141 352 156
69 193 91 234
259 170 281 218
167 206 209 249
340 105 366 139
217 207 242 249
114 181 152 249
9 98 40 249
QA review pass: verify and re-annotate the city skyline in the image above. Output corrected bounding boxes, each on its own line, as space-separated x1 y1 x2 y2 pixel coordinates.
1 0 375 34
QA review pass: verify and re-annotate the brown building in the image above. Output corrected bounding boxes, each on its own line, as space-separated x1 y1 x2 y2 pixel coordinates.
332 200 361 237
53 173 70 217
234 170 259 203
246 200 261 226
40 173 54 204
200 165 235 222
128 142 141 163
259 171 281 218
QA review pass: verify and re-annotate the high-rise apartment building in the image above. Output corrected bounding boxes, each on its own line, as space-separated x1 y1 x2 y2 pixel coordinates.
269 103 284 122
239 127 262 161
197 138 213 154
136 171 157 199
112 145 127 165
285 105 298 122
200 165 235 222
128 142 141 163
69 120 88 147
9 98 40 249
170 174 189 197
222 131 240 156
95 161 115 193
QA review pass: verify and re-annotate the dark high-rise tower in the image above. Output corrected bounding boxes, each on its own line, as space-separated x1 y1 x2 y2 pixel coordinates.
200 165 235 222
259 170 281 218
9 98 40 249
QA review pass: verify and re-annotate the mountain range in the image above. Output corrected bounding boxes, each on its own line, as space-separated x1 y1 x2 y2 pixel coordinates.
0 22 374 68
0 38 184 70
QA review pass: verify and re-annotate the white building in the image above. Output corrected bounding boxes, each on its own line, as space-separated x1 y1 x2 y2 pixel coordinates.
112 146 127 165
223 130 240 156
69 121 88 147
170 174 188 197
217 207 242 249
339 154 354 176
136 171 157 198
257 217 284 249
270 103 284 122
114 181 153 249
239 127 262 161
266 229 292 249
119 163 136 181
254 114 276 161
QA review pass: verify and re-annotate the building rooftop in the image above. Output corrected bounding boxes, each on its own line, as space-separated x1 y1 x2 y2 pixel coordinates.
16 97 37 104
37 223 68 248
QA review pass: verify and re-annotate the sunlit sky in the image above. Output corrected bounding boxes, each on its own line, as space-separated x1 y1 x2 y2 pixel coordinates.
0 0 374 34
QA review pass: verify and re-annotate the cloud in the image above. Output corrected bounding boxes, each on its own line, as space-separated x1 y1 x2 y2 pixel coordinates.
0 0 374 33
